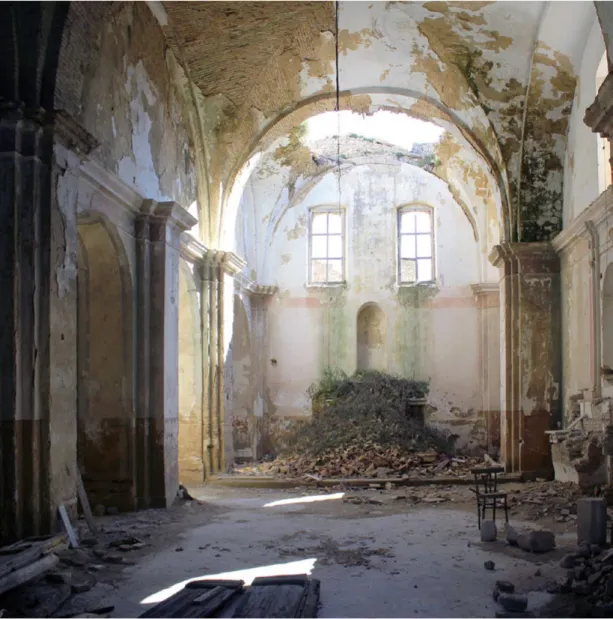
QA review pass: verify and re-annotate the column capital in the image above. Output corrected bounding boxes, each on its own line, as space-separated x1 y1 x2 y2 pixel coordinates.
470 282 499 297
140 199 197 232
489 242 559 272
585 71 613 137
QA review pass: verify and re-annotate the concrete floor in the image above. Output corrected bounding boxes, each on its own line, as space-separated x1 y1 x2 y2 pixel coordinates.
106 487 568 618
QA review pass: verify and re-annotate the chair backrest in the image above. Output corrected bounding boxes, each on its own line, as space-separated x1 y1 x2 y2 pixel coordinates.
473 471 498 494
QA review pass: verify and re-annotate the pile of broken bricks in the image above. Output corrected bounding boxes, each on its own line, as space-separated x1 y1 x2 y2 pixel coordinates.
550 543 613 613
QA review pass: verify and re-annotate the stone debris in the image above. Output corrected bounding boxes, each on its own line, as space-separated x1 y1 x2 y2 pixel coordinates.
481 520 497 542
484 560 496 571
498 593 528 612
516 530 556 554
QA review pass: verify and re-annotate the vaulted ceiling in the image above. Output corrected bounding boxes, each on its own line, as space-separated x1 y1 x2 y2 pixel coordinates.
156 1 600 243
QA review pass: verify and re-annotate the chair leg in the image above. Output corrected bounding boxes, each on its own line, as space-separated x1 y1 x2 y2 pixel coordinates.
477 499 481 529
493 498 497 523
504 496 509 523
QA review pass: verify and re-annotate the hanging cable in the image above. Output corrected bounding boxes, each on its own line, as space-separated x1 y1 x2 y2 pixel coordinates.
335 0 341 215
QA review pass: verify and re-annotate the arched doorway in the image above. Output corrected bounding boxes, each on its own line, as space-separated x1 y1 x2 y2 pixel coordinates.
357 303 387 371
77 216 134 512
178 262 205 484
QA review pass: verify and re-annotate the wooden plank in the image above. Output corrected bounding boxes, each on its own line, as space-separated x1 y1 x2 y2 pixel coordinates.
76 467 97 535
294 579 320 618
0 553 59 596
233 578 308 618
58 504 79 548
0 545 42 580
184 586 242 618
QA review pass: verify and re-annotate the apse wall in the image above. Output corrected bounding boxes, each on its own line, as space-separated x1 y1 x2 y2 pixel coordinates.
251 161 500 453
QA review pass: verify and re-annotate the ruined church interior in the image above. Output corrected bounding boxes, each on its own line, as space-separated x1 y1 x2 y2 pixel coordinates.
4 0 613 617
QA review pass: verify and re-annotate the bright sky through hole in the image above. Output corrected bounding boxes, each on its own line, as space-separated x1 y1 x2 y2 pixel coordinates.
303 110 444 152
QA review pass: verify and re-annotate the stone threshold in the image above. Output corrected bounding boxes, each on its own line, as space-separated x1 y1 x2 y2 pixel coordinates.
206 473 524 489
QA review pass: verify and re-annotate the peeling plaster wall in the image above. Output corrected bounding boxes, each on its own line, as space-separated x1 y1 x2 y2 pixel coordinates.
563 18 606 226
237 160 500 453
178 262 204 484
56 1 196 207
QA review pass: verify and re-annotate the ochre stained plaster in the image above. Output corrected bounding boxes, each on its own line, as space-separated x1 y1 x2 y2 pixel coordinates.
519 42 577 242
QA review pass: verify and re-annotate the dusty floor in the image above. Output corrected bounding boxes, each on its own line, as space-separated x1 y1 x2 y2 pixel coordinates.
84 485 579 618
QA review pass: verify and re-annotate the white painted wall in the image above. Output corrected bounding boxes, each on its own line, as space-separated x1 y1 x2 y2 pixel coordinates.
234 159 501 452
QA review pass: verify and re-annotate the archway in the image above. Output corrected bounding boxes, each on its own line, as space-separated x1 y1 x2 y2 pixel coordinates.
178 263 205 484
357 304 387 372
77 216 134 511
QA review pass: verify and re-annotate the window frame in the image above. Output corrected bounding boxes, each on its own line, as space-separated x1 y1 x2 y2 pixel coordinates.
307 206 346 287
396 205 436 287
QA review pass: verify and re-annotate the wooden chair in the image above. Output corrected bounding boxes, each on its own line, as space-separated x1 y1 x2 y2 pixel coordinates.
471 466 509 529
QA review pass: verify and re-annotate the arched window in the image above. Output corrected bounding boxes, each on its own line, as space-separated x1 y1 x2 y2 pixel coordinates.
597 52 612 194
397 206 435 285
308 207 345 285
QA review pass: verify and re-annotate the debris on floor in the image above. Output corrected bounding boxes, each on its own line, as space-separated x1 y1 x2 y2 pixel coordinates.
237 370 485 479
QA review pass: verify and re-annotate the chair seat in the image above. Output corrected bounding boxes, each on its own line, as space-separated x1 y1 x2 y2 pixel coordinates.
479 492 507 499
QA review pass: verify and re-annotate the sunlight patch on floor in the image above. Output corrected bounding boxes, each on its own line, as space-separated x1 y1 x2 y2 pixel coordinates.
263 492 345 508
139 558 317 605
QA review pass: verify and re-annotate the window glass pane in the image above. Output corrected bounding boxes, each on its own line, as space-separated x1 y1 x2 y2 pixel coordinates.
328 235 343 258
415 211 432 233
416 234 432 258
327 259 343 282
400 212 415 233
312 213 327 234
400 259 416 283
327 213 342 234
417 258 433 282
400 235 416 259
312 235 327 258
312 259 327 283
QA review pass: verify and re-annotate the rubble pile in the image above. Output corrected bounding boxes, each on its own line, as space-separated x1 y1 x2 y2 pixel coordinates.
545 543 613 615
263 370 480 479
263 446 482 479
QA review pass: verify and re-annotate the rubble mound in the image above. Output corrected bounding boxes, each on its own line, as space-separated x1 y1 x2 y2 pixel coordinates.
264 370 480 479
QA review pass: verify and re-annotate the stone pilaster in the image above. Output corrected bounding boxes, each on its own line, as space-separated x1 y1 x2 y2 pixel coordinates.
0 103 96 543
135 200 196 508
489 243 561 476
246 285 277 460
471 283 501 454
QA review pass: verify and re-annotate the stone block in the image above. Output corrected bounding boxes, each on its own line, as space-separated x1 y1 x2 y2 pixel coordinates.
481 520 497 542
517 530 555 553
577 498 607 546
498 593 528 612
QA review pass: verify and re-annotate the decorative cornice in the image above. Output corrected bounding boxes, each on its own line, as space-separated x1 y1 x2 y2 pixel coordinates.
54 110 99 156
551 186 613 253
489 242 556 268
80 158 143 215
221 251 247 275
585 71 613 137
141 200 197 232
179 233 208 263
470 282 499 296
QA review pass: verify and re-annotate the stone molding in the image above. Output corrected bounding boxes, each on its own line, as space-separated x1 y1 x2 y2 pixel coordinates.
179 233 208 263
551 186 613 254
489 242 559 271
53 110 99 156
79 158 143 216
140 199 197 232
470 282 499 297
585 71 613 138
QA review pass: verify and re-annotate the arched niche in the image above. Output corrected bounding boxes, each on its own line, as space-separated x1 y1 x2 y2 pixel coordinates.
230 295 254 459
77 215 134 511
178 262 204 484
357 303 387 372
603 264 613 375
